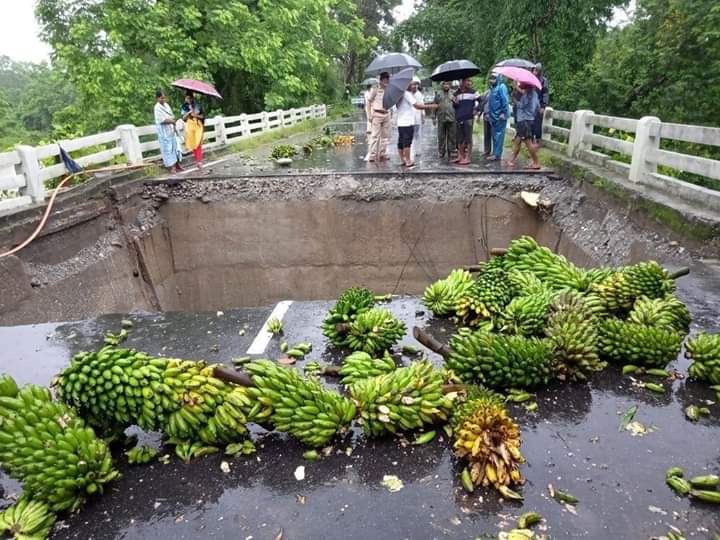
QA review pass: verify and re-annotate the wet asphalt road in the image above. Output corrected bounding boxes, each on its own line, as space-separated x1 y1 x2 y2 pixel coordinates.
1 272 720 540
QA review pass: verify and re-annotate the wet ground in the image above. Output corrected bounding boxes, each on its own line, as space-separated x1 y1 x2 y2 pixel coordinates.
185 114 536 179
1 283 719 539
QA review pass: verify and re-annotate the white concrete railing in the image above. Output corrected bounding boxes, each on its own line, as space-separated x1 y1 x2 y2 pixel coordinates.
0 104 327 213
541 107 720 209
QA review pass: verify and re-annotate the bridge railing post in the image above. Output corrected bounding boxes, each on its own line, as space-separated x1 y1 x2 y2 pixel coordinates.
542 106 554 141
214 115 227 146
629 116 661 183
15 145 44 203
567 109 594 158
117 124 143 165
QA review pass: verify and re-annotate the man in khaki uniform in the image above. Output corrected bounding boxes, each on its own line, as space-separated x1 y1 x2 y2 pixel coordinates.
366 72 391 162
434 80 457 160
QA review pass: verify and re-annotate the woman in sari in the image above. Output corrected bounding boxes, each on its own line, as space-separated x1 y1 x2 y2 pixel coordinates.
154 90 182 172
181 91 205 168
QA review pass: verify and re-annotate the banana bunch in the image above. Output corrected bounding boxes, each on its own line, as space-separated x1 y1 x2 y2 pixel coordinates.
349 361 454 437
592 261 676 312
0 497 56 540
446 329 553 390
455 264 514 326
498 291 554 337
333 134 354 146
545 292 606 382
344 308 407 355
505 269 551 297
0 377 118 513
422 269 474 316
126 446 159 465
598 318 683 368
686 333 720 384
628 295 691 333
245 360 356 447
322 287 376 346
56 347 169 433
451 388 524 497
503 236 541 265
338 351 397 385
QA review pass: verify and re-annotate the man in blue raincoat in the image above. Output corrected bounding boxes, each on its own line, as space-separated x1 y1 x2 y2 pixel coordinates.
488 73 509 161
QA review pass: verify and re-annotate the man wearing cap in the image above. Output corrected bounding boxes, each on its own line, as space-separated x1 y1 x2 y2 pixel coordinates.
367 72 391 162
531 63 549 142
434 80 457 161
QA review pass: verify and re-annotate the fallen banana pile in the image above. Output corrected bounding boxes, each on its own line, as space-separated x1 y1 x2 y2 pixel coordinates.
423 235 694 389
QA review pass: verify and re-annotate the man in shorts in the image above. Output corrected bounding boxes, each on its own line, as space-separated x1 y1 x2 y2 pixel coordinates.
507 83 540 169
452 78 480 165
396 82 438 168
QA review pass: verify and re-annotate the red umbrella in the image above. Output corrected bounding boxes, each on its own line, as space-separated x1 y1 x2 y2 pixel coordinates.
492 66 541 90
171 79 223 99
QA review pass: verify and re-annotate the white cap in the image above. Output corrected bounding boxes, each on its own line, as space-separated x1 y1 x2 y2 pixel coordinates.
412 75 421 83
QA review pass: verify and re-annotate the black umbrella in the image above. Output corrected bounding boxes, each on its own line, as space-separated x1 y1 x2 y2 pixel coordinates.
382 68 416 110
366 53 421 75
430 59 481 82
494 58 535 69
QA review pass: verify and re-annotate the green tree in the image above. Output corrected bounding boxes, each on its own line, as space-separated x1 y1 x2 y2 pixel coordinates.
36 0 371 133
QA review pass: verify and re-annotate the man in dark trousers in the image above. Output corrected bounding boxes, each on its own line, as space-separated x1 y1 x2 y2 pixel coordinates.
452 78 480 165
434 81 457 161
531 63 549 142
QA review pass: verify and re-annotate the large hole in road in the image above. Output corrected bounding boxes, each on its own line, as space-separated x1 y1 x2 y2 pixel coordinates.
1 182 600 325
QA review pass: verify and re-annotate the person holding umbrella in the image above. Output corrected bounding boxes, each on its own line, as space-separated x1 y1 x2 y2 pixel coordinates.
488 73 510 162
181 91 205 168
452 78 480 165
366 72 391 162
531 63 549 142
507 82 541 169
434 80 457 161
154 89 182 173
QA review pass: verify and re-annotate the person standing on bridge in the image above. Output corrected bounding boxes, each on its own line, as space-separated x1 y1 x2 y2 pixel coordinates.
531 63 549 142
453 78 480 165
507 82 541 169
181 91 205 169
154 90 182 173
396 82 438 168
410 77 424 162
434 80 457 161
367 72 391 163
480 78 493 157
488 73 510 162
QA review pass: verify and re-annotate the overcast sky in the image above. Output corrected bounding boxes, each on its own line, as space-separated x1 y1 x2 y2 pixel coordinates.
1 0 633 64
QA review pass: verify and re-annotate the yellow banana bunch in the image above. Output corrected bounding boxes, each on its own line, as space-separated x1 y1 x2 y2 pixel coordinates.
451 388 524 497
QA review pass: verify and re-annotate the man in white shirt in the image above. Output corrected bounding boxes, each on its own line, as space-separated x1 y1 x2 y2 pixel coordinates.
410 77 424 161
396 83 437 168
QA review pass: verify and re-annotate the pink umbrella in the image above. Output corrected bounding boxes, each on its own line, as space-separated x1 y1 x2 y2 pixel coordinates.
171 79 223 99
492 66 541 90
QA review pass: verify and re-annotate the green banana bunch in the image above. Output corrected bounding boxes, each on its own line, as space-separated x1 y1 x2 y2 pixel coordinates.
0 377 118 513
338 351 397 385
455 262 514 326
126 446 159 465
322 287 376 346
245 360 356 447
349 361 454 437
628 295 691 333
446 329 553 390
451 388 524 496
344 308 407 355
598 318 683 368
686 333 720 384
422 269 474 316
505 269 551 297
545 292 606 382
498 291 554 337
503 236 541 266
592 261 676 312
0 497 56 540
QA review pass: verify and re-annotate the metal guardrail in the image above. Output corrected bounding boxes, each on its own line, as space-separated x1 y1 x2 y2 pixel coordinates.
541 107 720 210
0 104 327 213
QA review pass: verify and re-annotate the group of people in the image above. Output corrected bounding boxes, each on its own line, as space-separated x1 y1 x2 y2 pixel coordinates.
363 72 435 168
363 63 549 169
154 89 207 172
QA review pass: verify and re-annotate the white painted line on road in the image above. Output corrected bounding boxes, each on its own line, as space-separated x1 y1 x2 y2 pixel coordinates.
246 300 294 355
